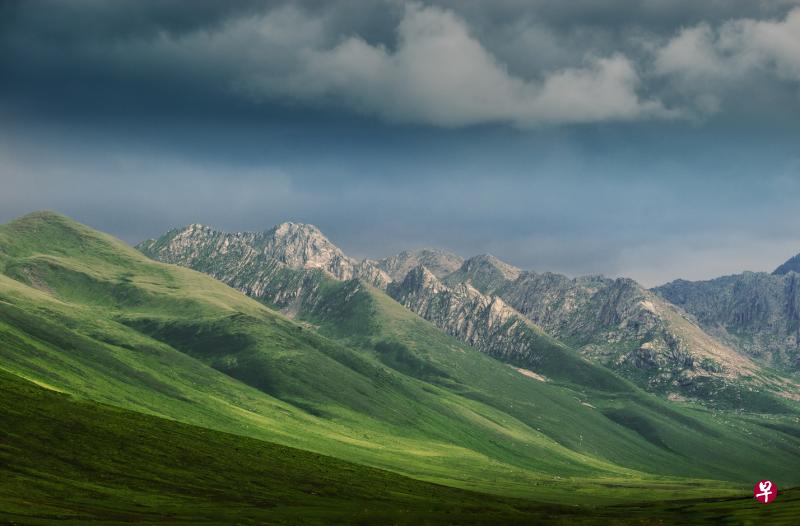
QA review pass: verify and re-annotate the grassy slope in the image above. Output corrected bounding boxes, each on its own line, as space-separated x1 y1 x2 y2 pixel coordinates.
0 212 798 506
298 279 800 494
0 368 571 525
0 212 646 499
0 214 612 494
2 354 799 525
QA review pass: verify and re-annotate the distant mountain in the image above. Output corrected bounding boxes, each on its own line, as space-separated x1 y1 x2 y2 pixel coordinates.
443 255 795 405
774 251 800 276
372 248 463 281
0 212 671 491
654 271 800 370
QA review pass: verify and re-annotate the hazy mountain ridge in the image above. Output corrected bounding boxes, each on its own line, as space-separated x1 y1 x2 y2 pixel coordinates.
654 268 800 371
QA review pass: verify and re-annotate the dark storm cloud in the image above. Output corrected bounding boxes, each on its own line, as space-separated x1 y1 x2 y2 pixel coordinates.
4 0 800 127
2 1 800 285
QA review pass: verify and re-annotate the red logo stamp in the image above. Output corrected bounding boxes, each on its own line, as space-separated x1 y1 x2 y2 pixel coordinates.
754 480 777 504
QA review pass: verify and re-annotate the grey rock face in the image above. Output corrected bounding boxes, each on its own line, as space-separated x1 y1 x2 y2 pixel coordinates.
654 271 800 370
385 266 627 388
388 266 564 368
140 225 586 383
444 256 768 395
136 222 390 310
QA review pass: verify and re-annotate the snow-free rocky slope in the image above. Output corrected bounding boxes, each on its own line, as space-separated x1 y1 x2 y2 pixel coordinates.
655 259 800 372
442 256 800 405
139 222 799 409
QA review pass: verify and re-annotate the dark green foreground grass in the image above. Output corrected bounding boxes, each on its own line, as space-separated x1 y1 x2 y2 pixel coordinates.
1 370 798 525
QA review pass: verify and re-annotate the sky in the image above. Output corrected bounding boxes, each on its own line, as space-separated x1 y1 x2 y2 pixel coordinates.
2 0 800 286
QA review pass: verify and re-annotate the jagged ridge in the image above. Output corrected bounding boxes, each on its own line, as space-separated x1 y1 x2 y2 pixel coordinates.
654 271 800 370
444 255 796 404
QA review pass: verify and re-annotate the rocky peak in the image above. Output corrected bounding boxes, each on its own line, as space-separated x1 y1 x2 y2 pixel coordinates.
138 221 391 289
444 254 521 294
137 223 255 267
259 222 355 278
444 262 772 397
376 248 463 281
654 270 800 371
774 252 800 276
465 254 521 280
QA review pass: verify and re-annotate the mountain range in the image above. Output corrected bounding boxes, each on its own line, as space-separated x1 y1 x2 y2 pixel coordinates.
1 211 799 523
139 220 800 410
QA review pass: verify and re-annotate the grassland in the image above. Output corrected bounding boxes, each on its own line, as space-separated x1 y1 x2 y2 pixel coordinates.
1 369 798 525
0 211 799 523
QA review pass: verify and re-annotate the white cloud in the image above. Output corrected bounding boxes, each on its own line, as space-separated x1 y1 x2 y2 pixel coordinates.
126 3 669 128
655 24 728 79
654 8 800 113
98 3 800 127
724 8 800 80
283 4 669 127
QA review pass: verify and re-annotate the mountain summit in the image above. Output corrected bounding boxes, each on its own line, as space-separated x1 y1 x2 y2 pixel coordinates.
774 251 800 276
138 221 391 290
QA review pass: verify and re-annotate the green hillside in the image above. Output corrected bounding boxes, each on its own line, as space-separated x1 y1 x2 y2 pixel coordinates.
294 278 800 485
2 355 799 525
0 211 798 513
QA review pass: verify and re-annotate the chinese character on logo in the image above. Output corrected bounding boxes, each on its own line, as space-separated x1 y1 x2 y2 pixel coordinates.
753 480 777 504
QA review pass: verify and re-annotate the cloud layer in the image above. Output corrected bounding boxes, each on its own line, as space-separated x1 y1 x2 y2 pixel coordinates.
655 8 800 114
4 1 800 128
239 5 668 126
